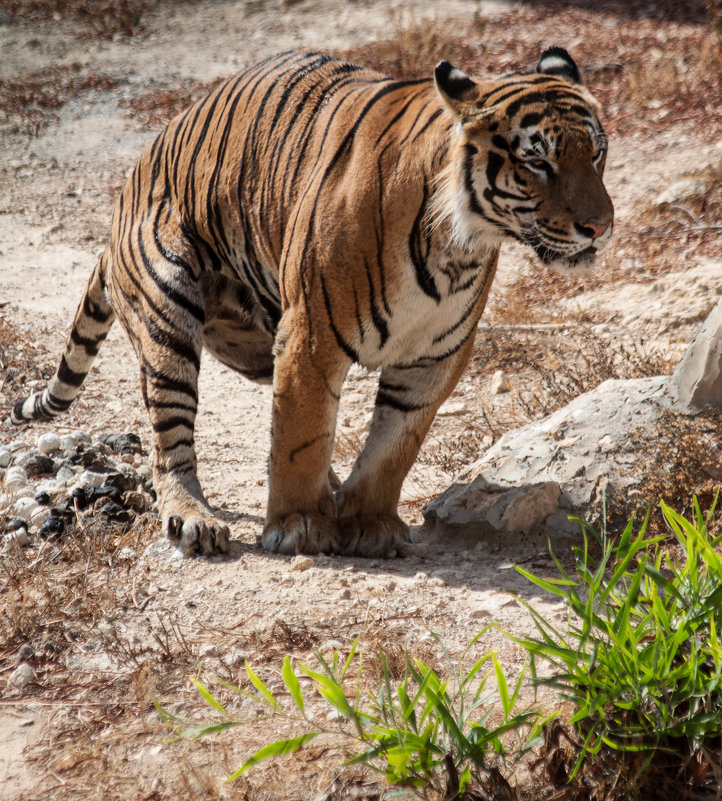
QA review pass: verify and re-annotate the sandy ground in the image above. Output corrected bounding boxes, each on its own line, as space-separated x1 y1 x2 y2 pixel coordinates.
1 2 721 799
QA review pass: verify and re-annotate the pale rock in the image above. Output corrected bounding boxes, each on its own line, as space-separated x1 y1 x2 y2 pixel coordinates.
490 369 511 394
424 376 671 541
198 644 218 658
290 555 314 571
29 506 51 531
669 295 722 412
222 648 248 667
4 527 31 548
9 662 35 691
116 546 137 563
12 496 40 522
3 465 28 494
0 448 11 468
37 432 61 454
55 464 77 484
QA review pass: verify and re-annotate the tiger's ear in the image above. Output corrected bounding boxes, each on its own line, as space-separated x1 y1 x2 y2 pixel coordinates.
536 47 582 84
434 60 490 122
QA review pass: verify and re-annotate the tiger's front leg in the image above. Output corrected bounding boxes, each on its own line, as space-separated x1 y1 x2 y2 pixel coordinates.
261 308 351 555
336 331 478 558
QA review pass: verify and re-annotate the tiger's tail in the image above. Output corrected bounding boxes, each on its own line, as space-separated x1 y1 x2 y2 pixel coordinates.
11 248 116 425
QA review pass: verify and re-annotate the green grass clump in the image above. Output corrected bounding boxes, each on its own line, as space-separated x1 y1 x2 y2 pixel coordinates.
160 634 543 798
515 497 722 788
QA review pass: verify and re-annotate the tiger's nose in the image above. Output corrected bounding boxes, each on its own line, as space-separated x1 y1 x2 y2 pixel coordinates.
577 219 612 240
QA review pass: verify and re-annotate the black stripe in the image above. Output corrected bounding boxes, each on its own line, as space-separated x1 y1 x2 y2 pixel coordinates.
58 356 86 388
320 274 359 362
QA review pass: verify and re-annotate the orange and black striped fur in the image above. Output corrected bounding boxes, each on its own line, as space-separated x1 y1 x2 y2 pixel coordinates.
12 48 613 557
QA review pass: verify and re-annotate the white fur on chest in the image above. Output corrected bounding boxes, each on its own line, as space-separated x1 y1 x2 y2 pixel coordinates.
356 247 495 370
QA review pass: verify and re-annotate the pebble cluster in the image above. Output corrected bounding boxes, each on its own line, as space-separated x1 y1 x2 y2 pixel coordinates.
0 429 156 549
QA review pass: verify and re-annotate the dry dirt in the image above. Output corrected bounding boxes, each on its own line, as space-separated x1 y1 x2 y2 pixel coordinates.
1 2 721 799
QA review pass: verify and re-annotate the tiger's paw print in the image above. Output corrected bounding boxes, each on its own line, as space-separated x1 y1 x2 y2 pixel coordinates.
339 515 428 559
165 514 231 556
261 513 340 555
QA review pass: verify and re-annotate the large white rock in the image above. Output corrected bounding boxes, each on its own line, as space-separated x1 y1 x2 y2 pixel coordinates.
423 376 671 541
668 296 722 412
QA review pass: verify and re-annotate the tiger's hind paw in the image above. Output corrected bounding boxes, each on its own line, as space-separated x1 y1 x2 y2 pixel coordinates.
339 515 428 559
261 513 339 555
165 514 231 556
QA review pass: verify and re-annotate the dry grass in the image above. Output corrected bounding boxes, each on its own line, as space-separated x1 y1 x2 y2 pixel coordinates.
622 161 722 273
0 64 118 133
337 2 722 141
2 0 157 38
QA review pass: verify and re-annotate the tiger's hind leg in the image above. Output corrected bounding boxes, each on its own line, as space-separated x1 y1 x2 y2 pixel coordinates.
107 230 230 557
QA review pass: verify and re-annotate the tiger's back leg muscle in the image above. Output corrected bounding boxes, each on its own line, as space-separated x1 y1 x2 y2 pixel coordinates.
106 219 230 556
11 249 116 424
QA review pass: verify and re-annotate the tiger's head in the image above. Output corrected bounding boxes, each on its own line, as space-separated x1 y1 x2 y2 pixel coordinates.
433 47 614 273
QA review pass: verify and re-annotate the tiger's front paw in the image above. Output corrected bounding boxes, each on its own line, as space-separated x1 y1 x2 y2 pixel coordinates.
261 513 340 555
338 515 428 558
164 514 231 556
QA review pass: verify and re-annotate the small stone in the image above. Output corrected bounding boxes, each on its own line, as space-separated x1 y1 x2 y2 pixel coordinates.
116 546 137 563
320 639 344 653
222 648 249 667
8 663 35 691
37 433 61 454
337 588 352 600
55 464 77 484
123 490 150 512
29 507 51 530
0 448 11 468
490 369 511 394
290 555 314 572
3 465 28 494
198 644 218 658
13 497 41 522
4 526 31 547
60 430 91 453
470 608 491 620
35 491 51 505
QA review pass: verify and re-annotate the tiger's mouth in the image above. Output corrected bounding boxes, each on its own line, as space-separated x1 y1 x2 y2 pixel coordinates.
523 232 599 272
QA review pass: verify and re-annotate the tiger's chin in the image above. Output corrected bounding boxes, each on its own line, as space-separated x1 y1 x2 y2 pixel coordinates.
534 243 599 276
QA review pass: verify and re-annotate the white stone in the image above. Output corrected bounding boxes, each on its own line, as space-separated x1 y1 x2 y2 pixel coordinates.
116 546 137 563
36 432 61 454
290 555 314 572
0 448 11 468
4 528 31 548
222 648 249 667
12 497 40 522
29 507 51 530
424 376 672 541
490 369 511 394
8 663 35 691
60 430 91 452
3 465 28 492
669 296 722 412
55 465 77 484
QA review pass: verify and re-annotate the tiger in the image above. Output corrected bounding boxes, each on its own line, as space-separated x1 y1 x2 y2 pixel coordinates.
11 47 613 558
